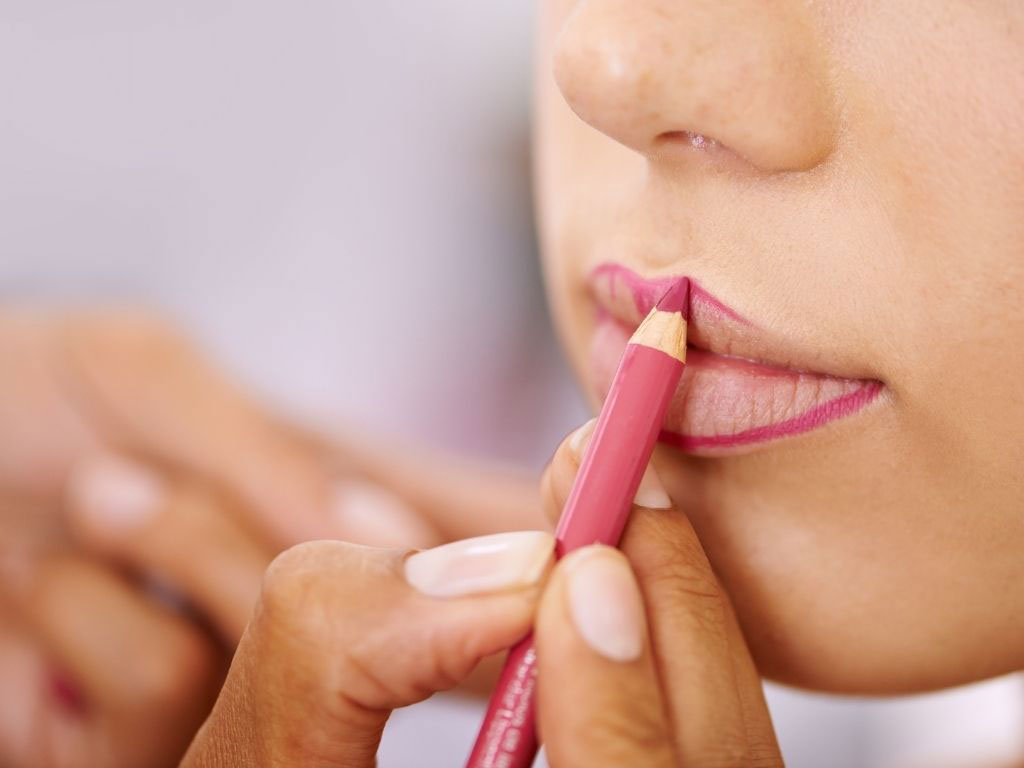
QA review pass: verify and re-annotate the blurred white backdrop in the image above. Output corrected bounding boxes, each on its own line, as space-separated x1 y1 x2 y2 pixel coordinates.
1 2 1020 766
0 0 579 461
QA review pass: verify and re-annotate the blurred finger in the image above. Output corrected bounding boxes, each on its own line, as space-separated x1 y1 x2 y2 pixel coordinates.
67 454 271 643
58 311 334 546
325 425 547 541
14 554 220 767
536 546 675 768
18 555 218 713
329 478 443 549
0 622 48 767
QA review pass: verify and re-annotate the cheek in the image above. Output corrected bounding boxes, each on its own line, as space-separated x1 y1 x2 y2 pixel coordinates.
838 0 1024 543
833 1 1024 342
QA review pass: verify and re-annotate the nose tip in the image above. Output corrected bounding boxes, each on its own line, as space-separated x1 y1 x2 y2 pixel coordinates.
552 0 838 173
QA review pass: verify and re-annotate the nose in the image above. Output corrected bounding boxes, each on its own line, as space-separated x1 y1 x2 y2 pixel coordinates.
552 0 838 173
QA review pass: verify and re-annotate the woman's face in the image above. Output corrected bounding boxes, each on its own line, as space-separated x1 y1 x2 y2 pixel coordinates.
535 0 1024 694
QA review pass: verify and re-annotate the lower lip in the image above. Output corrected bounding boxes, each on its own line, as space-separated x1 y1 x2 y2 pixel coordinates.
590 316 883 454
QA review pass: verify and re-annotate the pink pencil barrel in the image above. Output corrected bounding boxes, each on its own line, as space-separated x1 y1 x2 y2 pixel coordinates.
464 635 539 768
554 343 683 552
465 280 690 768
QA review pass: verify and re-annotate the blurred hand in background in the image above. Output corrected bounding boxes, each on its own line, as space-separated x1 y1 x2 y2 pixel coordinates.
0 2 583 765
0 306 484 767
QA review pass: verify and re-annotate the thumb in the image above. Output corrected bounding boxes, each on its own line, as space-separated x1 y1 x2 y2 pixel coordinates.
183 531 554 768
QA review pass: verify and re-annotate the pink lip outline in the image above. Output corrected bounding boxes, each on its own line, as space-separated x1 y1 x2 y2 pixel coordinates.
659 381 883 450
591 262 752 327
588 263 884 452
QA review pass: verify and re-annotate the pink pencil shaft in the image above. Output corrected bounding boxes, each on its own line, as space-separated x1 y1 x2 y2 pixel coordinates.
555 343 682 552
464 342 684 768
464 635 539 768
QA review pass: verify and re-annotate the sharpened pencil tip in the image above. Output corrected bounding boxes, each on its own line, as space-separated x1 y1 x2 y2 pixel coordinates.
654 278 691 319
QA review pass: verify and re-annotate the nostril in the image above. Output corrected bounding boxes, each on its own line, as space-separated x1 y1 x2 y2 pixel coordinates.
660 130 719 151
653 130 755 173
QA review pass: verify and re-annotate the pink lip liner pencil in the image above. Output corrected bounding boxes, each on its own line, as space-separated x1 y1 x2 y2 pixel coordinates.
465 278 691 768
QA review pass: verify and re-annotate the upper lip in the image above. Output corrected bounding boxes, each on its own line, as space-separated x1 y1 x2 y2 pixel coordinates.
589 262 875 380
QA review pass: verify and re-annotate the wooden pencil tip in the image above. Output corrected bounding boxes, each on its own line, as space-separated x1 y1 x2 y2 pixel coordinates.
655 278 691 319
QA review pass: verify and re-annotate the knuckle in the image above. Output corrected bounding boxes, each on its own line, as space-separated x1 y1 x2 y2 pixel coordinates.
632 519 723 602
641 555 728 637
643 554 723 605
333 637 412 711
257 541 394 643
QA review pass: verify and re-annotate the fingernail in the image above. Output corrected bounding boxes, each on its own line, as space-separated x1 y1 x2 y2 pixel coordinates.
633 464 672 509
405 531 555 598
569 418 597 462
332 480 440 549
566 548 645 662
67 456 163 529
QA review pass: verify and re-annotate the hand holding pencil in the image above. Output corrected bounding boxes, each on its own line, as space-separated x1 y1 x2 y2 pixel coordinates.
183 279 781 767
180 428 779 768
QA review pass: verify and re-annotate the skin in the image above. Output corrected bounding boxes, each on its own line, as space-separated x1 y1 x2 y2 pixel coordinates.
535 0 1024 693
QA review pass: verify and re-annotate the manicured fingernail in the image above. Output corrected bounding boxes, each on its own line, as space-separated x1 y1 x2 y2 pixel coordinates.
67 456 163 529
405 531 555 598
569 418 597 462
633 464 672 509
332 480 440 549
566 548 645 662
